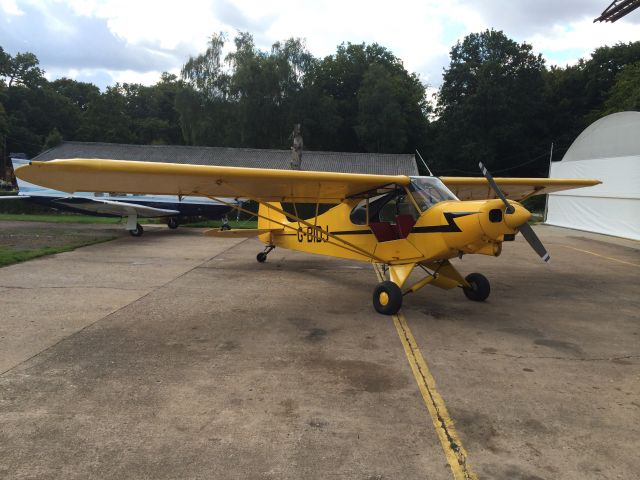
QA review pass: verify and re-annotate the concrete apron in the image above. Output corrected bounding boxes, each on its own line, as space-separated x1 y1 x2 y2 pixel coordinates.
0 228 244 373
0 231 451 480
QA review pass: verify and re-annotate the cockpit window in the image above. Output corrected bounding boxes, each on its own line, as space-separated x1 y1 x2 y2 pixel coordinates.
408 177 458 212
350 189 419 225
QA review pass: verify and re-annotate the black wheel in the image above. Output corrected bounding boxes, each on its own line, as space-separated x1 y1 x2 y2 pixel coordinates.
167 218 179 229
129 223 144 237
463 273 490 301
372 281 403 315
256 252 267 263
220 223 231 231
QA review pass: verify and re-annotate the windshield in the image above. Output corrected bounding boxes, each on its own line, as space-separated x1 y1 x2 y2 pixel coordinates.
408 177 458 212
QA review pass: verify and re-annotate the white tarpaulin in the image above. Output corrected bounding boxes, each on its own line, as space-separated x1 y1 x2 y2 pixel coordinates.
546 112 640 240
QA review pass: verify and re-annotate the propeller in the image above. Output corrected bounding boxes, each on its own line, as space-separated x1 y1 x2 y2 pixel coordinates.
478 162 551 263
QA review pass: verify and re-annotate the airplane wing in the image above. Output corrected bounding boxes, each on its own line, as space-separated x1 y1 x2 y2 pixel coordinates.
440 177 601 202
52 197 179 217
15 159 409 203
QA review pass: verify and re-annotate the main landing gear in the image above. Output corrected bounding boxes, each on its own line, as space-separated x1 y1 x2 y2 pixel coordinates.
167 217 179 229
129 223 144 237
257 245 275 263
373 281 403 315
462 273 490 302
372 261 491 315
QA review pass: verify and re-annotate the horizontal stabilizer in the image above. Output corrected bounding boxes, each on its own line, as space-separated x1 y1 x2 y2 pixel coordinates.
204 228 284 238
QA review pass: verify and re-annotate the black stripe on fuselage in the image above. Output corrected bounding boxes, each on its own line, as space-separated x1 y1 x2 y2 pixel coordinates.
332 230 373 235
297 211 479 237
411 212 478 233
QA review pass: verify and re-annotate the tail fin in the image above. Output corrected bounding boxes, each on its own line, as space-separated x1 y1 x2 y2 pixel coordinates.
258 202 288 230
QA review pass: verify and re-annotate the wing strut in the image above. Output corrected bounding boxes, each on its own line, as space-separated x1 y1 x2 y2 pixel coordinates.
208 195 385 263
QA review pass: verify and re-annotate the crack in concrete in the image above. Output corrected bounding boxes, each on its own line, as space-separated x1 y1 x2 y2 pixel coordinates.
0 285 149 291
445 348 640 362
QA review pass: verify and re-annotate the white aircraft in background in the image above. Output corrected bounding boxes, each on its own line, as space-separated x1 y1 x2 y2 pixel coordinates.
2 157 233 236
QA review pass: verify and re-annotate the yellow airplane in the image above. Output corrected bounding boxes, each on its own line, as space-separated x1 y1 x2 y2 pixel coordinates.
16 159 599 315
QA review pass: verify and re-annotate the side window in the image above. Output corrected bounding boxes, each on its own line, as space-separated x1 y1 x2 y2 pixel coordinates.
350 190 418 225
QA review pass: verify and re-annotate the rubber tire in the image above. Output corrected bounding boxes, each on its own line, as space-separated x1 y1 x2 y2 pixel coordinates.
463 273 490 301
373 281 403 315
129 223 144 237
220 223 231 231
256 252 267 263
167 218 179 229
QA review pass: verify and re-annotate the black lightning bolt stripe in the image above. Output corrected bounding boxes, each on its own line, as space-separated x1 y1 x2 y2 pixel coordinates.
332 229 373 235
411 212 479 233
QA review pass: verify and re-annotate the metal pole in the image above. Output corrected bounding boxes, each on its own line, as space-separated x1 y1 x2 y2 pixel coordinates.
415 150 433 176
543 142 554 223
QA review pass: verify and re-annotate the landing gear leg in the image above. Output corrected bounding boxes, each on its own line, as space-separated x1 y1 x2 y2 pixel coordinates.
257 245 275 263
126 215 143 237
129 223 144 237
220 216 231 231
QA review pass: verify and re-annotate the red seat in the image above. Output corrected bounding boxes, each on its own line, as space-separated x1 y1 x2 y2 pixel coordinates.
395 214 416 238
369 222 397 242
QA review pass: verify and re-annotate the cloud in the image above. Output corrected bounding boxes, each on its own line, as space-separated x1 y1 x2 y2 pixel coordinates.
1 0 638 90
1 1 186 88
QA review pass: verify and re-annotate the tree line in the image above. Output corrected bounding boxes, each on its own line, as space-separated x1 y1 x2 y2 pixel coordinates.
1 30 639 179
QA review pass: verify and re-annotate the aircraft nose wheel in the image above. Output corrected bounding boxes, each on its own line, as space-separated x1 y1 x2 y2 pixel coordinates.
256 245 275 263
462 273 490 301
129 223 144 237
373 281 403 315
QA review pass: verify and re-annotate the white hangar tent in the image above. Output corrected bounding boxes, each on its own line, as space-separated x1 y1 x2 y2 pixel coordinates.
546 111 640 241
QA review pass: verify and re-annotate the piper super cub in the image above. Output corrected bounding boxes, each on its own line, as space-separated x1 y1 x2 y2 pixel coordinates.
15 159 599 315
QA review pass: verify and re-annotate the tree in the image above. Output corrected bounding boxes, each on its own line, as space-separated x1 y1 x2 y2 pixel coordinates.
77 85 135 143
50 78 100 111
0 51 44 88
435 30 549 176
601 62 640 113
355 64 407 152
42 127 63 151
308 42 428 152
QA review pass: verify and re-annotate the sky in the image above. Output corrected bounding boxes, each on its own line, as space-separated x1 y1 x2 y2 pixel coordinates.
1 0 639 91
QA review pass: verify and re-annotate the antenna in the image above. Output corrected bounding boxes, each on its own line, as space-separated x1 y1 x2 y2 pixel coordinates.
415 150 434 176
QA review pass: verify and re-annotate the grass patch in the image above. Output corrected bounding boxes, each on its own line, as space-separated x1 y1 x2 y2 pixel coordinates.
0 237 116 268
0 213 257 228
0 213 124 224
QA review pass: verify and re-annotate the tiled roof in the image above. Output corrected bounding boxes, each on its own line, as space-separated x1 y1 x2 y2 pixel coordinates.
34 142 418 176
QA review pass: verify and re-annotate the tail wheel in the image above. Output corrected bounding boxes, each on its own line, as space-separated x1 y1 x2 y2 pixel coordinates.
129 223 144 237
256 252 267 263
463 273 490 301
373 281 403 315
167 218 179 229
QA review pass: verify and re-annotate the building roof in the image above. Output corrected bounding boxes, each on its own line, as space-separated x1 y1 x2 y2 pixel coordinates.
34 142 419 176
561 111 640 162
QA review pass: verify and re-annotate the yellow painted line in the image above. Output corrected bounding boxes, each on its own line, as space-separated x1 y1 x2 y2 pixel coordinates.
555 244 639 267
373 264 477 480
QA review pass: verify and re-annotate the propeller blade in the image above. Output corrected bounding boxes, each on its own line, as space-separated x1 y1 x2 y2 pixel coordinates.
518 222 550 263
478 162 514 213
